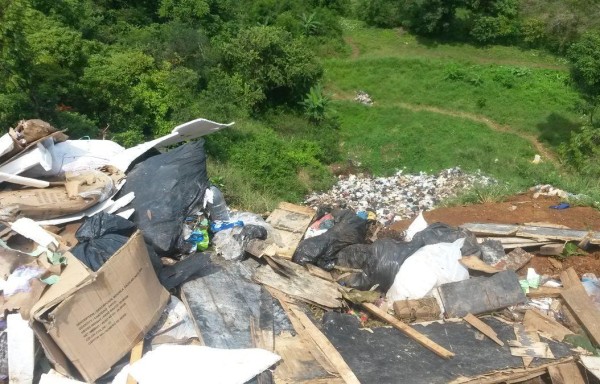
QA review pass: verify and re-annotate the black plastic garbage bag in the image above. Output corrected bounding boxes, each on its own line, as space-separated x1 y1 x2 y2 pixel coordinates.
117 140 209 255
292 209 367 270
159 252 212 290
337 239 422 291
336 222 482 292
71 212 161 273
413 222 481 257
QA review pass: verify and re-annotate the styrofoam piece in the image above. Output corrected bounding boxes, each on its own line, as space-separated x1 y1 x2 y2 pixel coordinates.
0 138 53 176
0 171 50 188
11 217 59 249
116 208 134 220
24 139 125 178
111 345 280 384
7 313 35 384
110 118 232 172
0 133 15 157
106 192 135 214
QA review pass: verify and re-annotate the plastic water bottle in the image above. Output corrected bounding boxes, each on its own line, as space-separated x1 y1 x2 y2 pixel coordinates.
582 273 600 311
206 186 230 221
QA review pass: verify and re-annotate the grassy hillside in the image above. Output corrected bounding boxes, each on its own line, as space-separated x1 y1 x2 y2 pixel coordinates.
322 21 600 204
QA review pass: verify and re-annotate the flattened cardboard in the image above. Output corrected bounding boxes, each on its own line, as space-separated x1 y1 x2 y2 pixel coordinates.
31 231 169 382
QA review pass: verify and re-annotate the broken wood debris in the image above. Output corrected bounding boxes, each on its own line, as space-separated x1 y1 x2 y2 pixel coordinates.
463 314 504 346
362 302 455 359
560 267 600 346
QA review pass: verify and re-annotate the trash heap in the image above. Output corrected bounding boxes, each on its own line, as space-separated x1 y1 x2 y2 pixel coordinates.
305 167 496 224
1 118 600 384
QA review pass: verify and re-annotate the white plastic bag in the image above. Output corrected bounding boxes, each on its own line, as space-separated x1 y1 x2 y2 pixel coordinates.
386 238 469 301
404 211 427 241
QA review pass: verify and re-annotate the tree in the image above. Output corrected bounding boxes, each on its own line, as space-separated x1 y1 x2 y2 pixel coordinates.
217 25 323 110
568 32 600 125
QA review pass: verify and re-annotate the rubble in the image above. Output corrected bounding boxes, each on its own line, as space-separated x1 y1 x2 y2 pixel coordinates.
2 118 600 384
305 167 496 224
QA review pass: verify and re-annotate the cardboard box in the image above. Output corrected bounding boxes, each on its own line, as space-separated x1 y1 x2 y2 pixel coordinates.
30 231 169 382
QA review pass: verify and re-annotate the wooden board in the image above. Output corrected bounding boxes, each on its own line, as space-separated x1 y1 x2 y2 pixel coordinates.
461 223 519 236
306 264 334 282
289 306 361 384
523 309 573 342
460 256 501 274
511 323 553 367
266 202 315 259
547 361 585 384
463 223 600 244
540 244 565 256
560 268 600 346
273 331 339 384
253 257 342 309
449 358 575 384
517 226 593 243
362 303 455 359
492 248 533 272
526 287 563 299
438 270 526 318
463 314 504 346
561 288 600 347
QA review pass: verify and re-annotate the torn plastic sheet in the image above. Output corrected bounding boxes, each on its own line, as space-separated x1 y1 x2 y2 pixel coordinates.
111 345 280 384
36 118 231 226
3 264 45 297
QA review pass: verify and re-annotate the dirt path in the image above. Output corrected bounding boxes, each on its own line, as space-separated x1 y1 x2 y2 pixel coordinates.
331 92 559 166
344 36 360 59
395 102 559 165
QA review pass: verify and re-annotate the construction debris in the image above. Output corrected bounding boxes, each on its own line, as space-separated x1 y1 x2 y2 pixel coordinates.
2 118 600 384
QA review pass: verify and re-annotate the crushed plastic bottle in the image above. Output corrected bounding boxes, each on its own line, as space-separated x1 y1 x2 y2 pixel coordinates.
204 185 230 221
582 273 600 311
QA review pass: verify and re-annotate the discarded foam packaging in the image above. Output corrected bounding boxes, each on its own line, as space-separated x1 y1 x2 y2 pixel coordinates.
29 231 170 382
0 137 53 176
24 140 125 178
0 132 15 158
35 118 232 227
110 118 233 173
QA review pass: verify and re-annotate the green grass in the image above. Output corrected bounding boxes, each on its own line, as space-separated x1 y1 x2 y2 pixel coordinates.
339 19 567 69
335 101 552 183
325 56 582 148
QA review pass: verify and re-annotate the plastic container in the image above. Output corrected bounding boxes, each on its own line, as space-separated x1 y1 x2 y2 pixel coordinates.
205 186 230 221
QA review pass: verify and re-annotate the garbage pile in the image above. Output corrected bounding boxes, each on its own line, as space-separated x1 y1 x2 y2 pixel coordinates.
305 167 496 224
2 119 600 384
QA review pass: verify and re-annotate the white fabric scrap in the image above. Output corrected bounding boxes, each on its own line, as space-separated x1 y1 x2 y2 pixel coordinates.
112 345 280 384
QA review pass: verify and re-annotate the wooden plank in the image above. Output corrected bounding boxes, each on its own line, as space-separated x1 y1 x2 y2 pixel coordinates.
480 236 550 245
560 267 600 346
501 242 553 249
517 226 590 242
448 358 574 384
522 309 573 342
526 287 562 299
463 314 504 346
461 223 519 236
492 248 533 271
362 302 455 359
267 288 338 376
561 287 600 346
126 339 144 384
288 306 361 384
265 203 315 259
306 264 334 282
253 258 342 309
511 323 553 367
460 256 501 274
276 202 316 216
540 243 565 256
580 356 600 380
548 362 585 384
438 271 526 318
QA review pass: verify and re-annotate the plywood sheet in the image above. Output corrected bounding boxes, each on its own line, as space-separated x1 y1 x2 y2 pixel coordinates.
266 203 315 259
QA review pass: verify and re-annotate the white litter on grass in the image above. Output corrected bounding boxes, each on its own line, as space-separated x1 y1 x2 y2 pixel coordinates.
306 167 495 225
112 345 280 384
